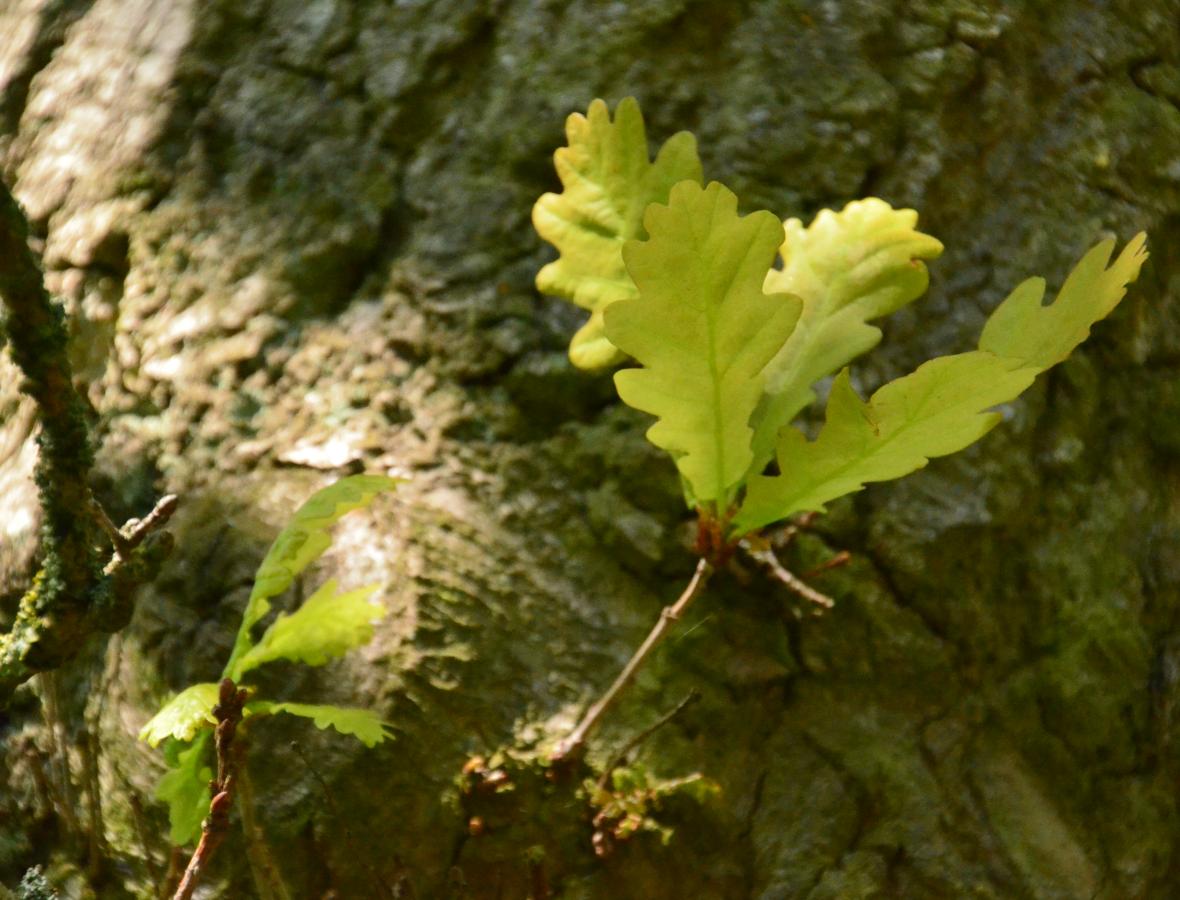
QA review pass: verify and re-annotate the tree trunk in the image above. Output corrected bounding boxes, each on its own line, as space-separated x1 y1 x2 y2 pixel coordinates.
1 1 1179 897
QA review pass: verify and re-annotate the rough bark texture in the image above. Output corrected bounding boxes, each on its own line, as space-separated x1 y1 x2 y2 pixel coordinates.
1 1 1179 897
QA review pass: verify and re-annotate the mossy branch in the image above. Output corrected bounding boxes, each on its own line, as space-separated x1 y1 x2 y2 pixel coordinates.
0 178 175 707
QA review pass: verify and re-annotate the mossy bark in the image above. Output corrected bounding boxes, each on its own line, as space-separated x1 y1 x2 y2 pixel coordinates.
1 0 1179 897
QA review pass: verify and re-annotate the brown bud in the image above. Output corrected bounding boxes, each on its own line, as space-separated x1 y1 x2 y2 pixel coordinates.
209 790 233 821
461 756 486 776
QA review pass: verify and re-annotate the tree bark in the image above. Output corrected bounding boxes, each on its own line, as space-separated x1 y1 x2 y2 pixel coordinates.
1 1 1179 897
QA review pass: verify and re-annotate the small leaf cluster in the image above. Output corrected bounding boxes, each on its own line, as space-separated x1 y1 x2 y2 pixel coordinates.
584 764 720 858
534 99 1147 555
139 474 400 845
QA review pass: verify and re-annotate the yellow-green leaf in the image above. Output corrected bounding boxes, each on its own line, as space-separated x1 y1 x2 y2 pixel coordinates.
606 180 801 507
734 234 1147 535
747 198 944 476
231 579 383 679
979 233 1148 368
138 683 220 747
734 353 1036 533
249 701 393 748
533 97 702 369
225 474 401 676
156 735 212 846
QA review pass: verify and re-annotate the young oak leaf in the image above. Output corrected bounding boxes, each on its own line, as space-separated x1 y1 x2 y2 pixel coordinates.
733 233 1148 535
734 353 1036 532
230 579 382 679
533 97 702 369
141 474 402 847
225 473 401 675
248 701 394 748
979 234 1148 368
156 734 213 846
747 199 944 477
606 180 802 508
138 682 220 747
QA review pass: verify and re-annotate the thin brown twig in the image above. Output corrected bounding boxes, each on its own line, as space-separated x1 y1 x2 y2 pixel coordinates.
801 550 851 579
90 494 131 558
769 523 801 550
553 558 713 763
100 493 179 574
173 679 247 900
741 539 835 613
123 493 180 550
595 690 701 792
768 512 818 550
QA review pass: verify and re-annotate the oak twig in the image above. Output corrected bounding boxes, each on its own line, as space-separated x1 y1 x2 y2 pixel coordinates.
596 690 701 792
114 493 180 554
801 550 851 580
741 539 835 614
553 558 713 763
173 679 247 900
90 494 132 558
